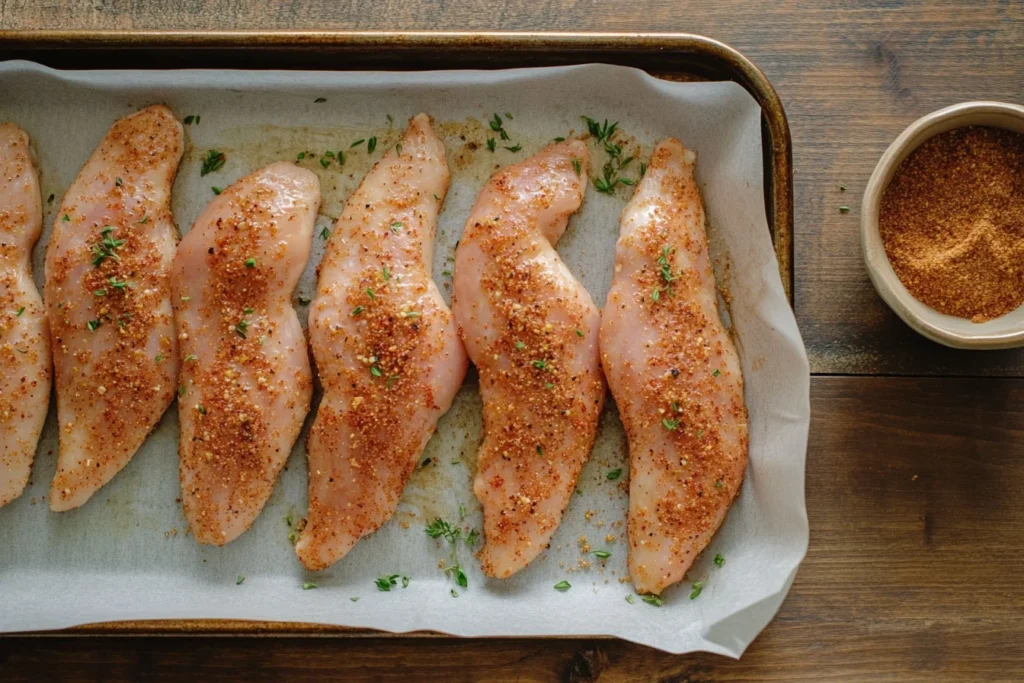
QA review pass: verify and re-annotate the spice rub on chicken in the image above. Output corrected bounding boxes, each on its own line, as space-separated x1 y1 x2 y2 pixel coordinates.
296 114 467 571
173 162 319 545
453 140 605 579
0 123 50 507
44 105 183 511
599 138 748 595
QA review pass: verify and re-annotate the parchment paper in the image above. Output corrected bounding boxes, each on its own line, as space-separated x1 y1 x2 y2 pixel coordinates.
0 61 809 656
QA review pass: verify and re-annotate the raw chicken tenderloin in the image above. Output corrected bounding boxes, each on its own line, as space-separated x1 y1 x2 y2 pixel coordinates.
453 140 605 579
45 105 182 511
173 162 319 545
296 114 467 571
600 138 748 596
0 124 50 507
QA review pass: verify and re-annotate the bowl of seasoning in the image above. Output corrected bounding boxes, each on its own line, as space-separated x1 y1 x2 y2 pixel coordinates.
862 101 1024 349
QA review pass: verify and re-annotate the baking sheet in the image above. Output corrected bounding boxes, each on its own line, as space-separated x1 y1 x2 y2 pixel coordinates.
0 60 809 657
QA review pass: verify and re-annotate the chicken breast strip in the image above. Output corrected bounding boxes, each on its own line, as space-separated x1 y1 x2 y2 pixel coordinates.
173 162 319 545
453 140 605 579
296 114 467 571
45 105 182 511
0 124 50 507
600 138 748 596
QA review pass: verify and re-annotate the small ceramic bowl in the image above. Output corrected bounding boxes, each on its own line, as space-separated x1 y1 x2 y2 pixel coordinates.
862 100 1024 349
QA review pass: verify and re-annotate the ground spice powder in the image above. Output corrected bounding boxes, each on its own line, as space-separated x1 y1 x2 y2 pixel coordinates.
879 125 1024 322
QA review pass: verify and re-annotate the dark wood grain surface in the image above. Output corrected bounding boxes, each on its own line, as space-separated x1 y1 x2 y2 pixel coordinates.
1 0 1023 680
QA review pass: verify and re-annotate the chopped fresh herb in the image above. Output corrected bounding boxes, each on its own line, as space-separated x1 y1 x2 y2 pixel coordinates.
442 269 452 277
244 258 257 268
370 365 382 377
402 576 410 589
90 226 125 267
108 276 129 290
320 226 331 240
625 594 636 604
690 581 704 599
400 310 420 319
15 306 24 316
375 574 400 591
537 445 544 456
420 457 432 468
839 205 851 214
575 329 584 337
184 115 195 124
350 139 365 148
395 143 403 155
303 582 318 590
243 307 254 315
320 157 330 168
367 137 377 153
662 418 680 431
314 97 327 103
325 151 335 158
115 177 122 187
184 354 197 362
504 144 522 153
515 340 526 350
336 151 344 164
640 162 647 178
606 468 623 481
712 368 721 377
86 319 101 332
350 596 360 602
62 214 70 222
593 550 611 559
178 384 187 397
715 479 724 489
200 149 226 176
155 354 164 363
554 580 571 592
531 359 548 370
386 114 393 125
297 151 306 161
504 112 513 119
544 382 554 390
450 589 459 598
298 296 312 305
350 306 364 316
486 137 496 152
554 136 565 142
652 288 660 303
47 193 54 203
195 115 200 124
365 287 375 300
197 405 207 415
137 215 149 224
643 594 665 607
94 289 107 297
714 554 725 567
390 221 403 233
839 183 847 191
572 158 582 176
236 575 244 585
287 530 298 544
489 113 504 133
235 319 249 338
181 296 191 301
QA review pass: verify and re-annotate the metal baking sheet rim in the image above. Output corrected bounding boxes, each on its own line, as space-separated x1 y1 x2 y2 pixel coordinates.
0 29 795 637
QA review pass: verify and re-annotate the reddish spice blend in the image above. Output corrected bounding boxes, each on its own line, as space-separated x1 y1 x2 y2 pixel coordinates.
879 125 1024 322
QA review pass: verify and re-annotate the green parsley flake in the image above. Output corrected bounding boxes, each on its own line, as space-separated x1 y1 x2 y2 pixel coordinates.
606 468 622 481
553 580 571 592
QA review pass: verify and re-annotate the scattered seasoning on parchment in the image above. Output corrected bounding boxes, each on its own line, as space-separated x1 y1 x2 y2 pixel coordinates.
879 126 1024 322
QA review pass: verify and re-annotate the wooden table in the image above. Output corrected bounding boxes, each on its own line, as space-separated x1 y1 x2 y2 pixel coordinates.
2 1 1022 680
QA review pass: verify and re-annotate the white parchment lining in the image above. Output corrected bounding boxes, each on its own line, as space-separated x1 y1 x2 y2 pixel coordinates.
0 61 809 657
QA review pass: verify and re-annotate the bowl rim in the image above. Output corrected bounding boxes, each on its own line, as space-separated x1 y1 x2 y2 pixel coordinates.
861 100 1024 350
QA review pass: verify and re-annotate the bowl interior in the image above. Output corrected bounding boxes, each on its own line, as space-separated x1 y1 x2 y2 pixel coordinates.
862 104 1024 349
